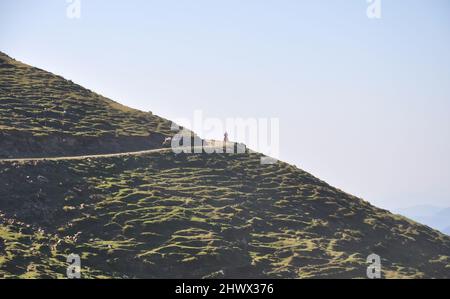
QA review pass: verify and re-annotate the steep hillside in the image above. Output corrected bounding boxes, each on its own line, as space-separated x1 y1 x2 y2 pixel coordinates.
0 152 449 278
0 52 175 158
0 53 449 279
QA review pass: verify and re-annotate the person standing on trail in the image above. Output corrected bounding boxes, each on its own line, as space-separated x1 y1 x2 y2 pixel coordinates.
224 132 229 143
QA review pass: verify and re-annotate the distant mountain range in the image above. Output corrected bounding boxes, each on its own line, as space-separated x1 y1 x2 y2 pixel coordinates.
395 205 450 235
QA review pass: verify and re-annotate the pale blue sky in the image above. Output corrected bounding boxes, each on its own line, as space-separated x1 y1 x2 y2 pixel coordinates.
1 0 450 210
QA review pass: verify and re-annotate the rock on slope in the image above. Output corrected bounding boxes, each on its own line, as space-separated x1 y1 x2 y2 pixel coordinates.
0 53 449 279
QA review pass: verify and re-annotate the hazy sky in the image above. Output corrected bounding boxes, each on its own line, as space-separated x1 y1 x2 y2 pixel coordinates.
1 0 449 210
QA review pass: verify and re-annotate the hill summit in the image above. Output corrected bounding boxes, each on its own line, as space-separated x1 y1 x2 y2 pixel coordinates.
0 52 449 278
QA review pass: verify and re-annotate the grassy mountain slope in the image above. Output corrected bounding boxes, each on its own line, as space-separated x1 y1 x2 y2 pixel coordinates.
0 53 449 279
1 152 449 278
0 52 175 158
